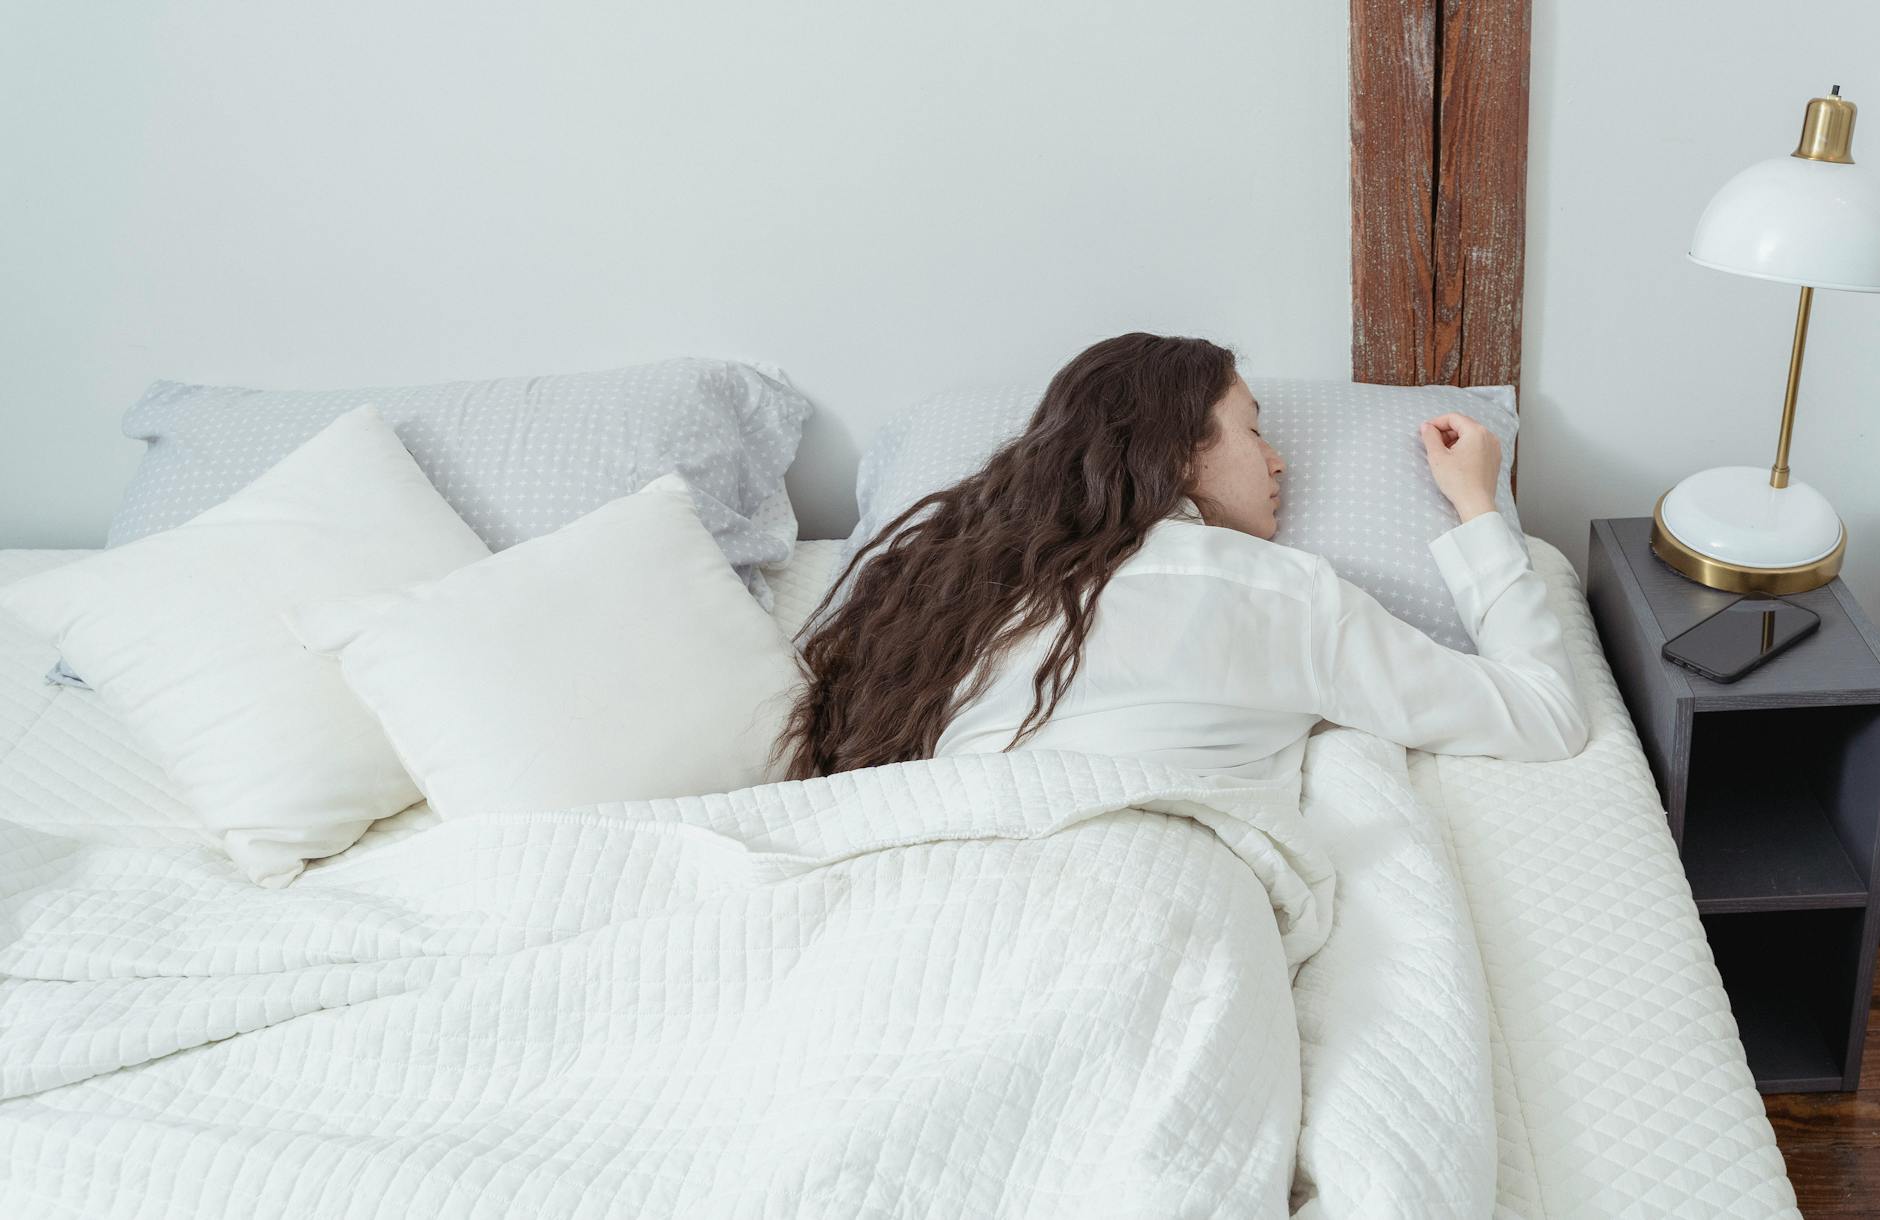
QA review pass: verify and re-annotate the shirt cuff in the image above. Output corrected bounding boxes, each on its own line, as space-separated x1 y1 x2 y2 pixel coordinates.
1427 511 1529 624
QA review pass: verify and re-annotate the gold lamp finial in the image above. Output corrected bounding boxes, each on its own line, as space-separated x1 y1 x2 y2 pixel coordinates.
1793 85 1856 164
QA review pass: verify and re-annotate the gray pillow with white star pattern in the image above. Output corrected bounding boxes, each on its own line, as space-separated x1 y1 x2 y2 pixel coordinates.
836 376 1523 654
50 358 811 686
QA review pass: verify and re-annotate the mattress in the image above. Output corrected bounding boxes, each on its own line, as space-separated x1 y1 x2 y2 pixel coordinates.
0 540 1798 1217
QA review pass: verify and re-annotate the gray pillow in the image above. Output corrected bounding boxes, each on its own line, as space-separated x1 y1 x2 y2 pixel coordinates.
51 358 811 687
836 376 1523 654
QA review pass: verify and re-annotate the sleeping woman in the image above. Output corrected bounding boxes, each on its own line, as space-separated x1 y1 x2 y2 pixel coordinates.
775 332 1589 784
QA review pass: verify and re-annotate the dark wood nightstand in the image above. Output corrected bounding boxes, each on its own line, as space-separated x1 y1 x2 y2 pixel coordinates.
1587 517 1880 1093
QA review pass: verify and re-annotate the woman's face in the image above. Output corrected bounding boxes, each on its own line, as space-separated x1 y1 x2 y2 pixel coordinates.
1189 377 1286 539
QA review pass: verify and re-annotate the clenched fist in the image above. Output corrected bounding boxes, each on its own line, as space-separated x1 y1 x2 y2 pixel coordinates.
1420 413 1501 523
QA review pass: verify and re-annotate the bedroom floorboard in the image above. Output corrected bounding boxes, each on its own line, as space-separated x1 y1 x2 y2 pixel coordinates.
1763 945 1880 1217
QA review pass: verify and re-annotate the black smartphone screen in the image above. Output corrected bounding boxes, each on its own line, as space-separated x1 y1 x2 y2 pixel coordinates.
1662 596 1820 681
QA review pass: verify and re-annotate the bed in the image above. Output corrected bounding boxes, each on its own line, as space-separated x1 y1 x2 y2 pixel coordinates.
1 535 1798 1217
0 0 1808 1212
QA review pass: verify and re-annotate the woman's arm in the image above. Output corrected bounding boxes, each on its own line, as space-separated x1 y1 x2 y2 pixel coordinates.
1306 510 1590 762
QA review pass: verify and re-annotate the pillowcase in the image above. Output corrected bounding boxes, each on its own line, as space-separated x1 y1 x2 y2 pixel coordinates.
0 405 491 886
286 473 803 817
838 382 1046 582
1247 378 1524 651
838 376 1524 653
50 358 812 687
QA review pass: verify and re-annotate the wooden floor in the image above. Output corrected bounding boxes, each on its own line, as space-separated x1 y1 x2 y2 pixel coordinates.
1763 947 1880 1217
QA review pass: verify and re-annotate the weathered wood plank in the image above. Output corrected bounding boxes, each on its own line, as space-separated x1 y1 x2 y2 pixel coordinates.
1350 0 1530 390
1349 0 1438 386
1434 0 1532 390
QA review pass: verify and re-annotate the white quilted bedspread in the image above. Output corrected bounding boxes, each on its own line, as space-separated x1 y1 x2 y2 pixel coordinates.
3 746 1343 1218
0 543 1799 1218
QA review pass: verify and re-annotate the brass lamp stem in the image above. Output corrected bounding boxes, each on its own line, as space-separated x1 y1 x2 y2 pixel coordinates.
1771 284 1813 489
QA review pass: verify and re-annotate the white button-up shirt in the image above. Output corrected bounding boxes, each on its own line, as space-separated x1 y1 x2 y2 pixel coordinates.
933 509 1589 785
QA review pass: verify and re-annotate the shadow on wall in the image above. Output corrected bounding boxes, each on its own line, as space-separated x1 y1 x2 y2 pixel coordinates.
1514 388 1673 575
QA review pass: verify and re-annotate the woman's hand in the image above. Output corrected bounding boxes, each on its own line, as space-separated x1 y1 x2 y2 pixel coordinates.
1420 413 1501 522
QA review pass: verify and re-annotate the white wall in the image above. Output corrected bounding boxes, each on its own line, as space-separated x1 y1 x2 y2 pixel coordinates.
1521 0 1880 617
0 1 1351 545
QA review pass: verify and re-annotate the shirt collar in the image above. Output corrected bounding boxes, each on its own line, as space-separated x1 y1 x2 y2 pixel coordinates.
1168 495 1205 524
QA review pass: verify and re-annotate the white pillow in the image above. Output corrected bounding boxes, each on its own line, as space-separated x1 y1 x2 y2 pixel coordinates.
285 474 803 817
0 405 490 886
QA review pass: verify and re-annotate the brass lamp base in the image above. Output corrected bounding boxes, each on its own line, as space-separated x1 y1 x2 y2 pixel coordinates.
1650 492 1845 594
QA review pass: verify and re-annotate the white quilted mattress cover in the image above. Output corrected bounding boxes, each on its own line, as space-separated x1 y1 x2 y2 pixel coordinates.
0 542 1797 1218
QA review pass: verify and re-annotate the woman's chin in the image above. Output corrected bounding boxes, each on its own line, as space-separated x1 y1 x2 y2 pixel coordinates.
1217 506 1280 539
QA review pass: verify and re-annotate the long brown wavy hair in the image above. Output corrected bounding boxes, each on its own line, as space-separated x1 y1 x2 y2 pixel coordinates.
776 332 1239 779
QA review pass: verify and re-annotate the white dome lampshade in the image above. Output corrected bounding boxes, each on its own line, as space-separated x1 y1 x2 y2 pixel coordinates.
1653 87 1880 594
1689 155 1880 291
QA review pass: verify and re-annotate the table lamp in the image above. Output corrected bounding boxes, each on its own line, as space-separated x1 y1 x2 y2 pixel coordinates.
1652 86 1880 593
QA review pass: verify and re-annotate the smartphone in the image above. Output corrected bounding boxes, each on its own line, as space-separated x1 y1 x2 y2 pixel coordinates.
1660 594 1820 683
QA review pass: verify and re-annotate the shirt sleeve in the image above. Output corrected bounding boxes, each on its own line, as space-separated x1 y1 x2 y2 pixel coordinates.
1305 511 1590 762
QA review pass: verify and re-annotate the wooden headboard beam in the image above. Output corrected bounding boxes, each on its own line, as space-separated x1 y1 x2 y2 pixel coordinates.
1349 0 1439 386
1436 0 1533 391
1350 0 1532 391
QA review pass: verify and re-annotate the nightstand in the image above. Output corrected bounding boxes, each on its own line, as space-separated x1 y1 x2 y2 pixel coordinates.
1587 517 1880 1093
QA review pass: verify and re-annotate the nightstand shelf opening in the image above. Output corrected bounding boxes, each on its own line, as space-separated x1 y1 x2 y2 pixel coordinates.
1682 705 1879 913
1703 908 1866 1093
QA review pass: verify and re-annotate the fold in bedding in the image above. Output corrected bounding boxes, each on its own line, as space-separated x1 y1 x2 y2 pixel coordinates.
1290 725 1497 1217
0 750 1365 1219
